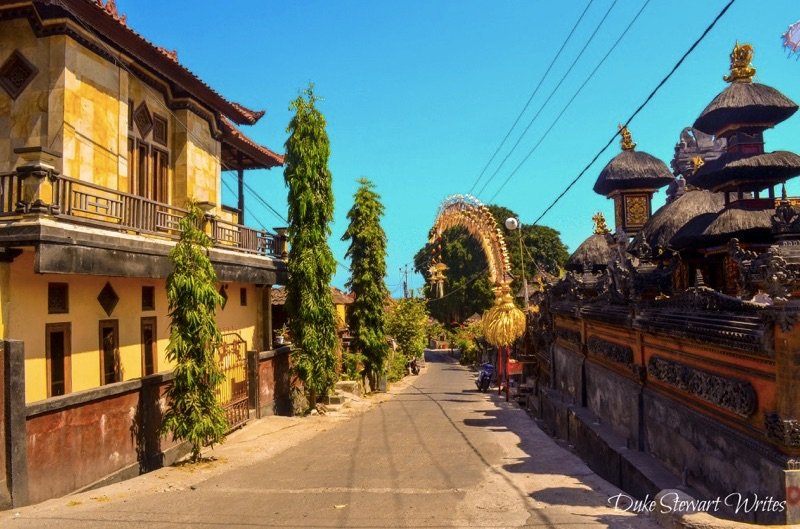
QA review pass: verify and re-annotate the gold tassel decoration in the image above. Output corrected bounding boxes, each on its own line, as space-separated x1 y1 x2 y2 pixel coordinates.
482 282 526 347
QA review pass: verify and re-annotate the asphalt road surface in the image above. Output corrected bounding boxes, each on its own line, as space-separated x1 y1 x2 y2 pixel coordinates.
6 351 659 528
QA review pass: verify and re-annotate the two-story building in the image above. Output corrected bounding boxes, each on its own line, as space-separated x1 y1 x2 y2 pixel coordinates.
0 0 288 505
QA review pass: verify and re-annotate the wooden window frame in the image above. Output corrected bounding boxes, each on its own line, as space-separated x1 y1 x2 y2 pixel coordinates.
47 282 69 314
141 316 157 377
46 322 71 397
142 285 156 311
99 319 121 385
127 138 170 203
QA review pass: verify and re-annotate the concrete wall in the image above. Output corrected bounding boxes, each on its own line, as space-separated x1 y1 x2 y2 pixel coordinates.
552 343 583 403
2 340 293 507
256 347 292 417
25 374 182 504
8 249 259 403
585 361 641 447
642 388 786 525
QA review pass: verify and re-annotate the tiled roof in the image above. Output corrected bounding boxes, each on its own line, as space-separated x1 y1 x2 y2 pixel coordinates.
45 0 267 125
220 117 283 170
271 286 354 306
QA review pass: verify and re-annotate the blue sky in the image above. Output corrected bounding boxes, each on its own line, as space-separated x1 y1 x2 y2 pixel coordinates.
120 0 800 294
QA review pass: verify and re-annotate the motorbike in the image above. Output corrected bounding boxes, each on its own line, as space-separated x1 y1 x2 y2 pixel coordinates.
407 357 420 375
475 362 494 392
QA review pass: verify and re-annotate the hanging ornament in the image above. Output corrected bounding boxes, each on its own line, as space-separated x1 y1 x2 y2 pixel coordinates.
482 282 526 347
783 20 800 59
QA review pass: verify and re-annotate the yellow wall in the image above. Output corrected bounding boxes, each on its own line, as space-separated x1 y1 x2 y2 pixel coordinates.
0 19 65 173
173 110 220 210
9 250 257 403
62 38 124 186
2 19 221 211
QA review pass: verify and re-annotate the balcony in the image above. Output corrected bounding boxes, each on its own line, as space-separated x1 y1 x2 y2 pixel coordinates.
0 167 285 259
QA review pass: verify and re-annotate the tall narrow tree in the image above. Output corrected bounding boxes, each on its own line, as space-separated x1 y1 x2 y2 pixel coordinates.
342 178 389 391
161 201 227 461
284 85 338 408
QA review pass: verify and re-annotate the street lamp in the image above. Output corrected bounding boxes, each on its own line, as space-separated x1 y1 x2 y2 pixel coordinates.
504 217 529 310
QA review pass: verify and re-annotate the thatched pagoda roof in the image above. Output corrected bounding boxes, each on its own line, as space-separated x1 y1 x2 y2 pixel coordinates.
671 206 773 249
593 150 674 196
693 82 798 136
628 189 725 256
687 151 800 192
566 233 614 272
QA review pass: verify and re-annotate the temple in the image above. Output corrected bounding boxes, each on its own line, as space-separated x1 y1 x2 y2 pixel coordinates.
527 42 800 525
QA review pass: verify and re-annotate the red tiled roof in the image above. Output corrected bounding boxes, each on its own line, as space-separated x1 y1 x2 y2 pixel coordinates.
271 286 354 306
27 0 266 125
220 117 284 170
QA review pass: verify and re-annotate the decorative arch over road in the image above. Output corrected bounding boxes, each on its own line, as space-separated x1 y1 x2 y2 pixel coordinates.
427 194 524 347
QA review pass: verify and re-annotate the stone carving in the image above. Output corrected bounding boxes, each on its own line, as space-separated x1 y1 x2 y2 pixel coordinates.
764 412 800 447
670 127 726 179
647 356 757 417
555 326 581 346
729 238 799 302
587 336 633 365
648 284 763 313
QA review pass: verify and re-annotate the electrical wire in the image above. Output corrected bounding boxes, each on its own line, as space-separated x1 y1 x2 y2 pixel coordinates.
467 0 595 195
531 0 736 226
475 0 619 199
487 0 652 203
425 265 491 303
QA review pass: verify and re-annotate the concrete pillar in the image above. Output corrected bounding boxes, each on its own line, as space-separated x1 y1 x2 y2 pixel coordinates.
786 460 800 524
246 350 260 419
262 286 273 351
3 340 27 507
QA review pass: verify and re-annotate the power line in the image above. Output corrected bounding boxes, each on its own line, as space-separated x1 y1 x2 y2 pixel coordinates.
468 0 595 195
475 0 620 199
487 0 652 203
532 0 736 226
425 265 491 303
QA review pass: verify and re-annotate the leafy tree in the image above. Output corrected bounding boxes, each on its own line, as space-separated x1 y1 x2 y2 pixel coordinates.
284 85 338 408
414 204 568 320
386 298 429 361
342 178 389 392
413 227 494 324
161 201 227 462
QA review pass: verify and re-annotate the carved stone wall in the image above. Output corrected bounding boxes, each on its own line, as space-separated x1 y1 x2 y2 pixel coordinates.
647 356 757 417
587 336 633 365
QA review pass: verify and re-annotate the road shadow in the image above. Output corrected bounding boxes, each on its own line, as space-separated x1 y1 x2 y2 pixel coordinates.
409 358 655 529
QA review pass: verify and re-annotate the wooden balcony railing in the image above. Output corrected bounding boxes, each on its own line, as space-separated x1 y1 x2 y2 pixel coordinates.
0 171 282 257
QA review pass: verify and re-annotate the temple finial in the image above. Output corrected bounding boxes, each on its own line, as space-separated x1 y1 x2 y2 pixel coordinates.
723 41 756 83
618 124 636 151
592 212 610 234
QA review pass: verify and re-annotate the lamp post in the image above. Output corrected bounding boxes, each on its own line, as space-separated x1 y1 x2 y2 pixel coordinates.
504 217 529 310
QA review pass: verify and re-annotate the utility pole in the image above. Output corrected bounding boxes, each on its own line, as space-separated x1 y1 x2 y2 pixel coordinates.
400 265 409 299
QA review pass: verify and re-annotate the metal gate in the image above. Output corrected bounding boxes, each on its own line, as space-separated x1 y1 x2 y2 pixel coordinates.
216 333 249 432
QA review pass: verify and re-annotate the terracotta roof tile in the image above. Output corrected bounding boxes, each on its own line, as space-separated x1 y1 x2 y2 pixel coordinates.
73 0 265 125
220 117 284 169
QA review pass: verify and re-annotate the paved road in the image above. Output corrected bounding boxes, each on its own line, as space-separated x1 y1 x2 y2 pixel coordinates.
6 351 658 528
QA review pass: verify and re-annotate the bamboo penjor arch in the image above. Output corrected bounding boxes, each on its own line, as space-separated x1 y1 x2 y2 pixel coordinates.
427 195 525 347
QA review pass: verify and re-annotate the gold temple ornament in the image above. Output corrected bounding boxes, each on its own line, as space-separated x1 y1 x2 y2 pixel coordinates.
618 124 636 151
723 41 756 83
592 212 610 235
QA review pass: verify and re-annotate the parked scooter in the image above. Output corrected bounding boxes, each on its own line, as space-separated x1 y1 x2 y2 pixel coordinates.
475 362 494 392
407 357 420 375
